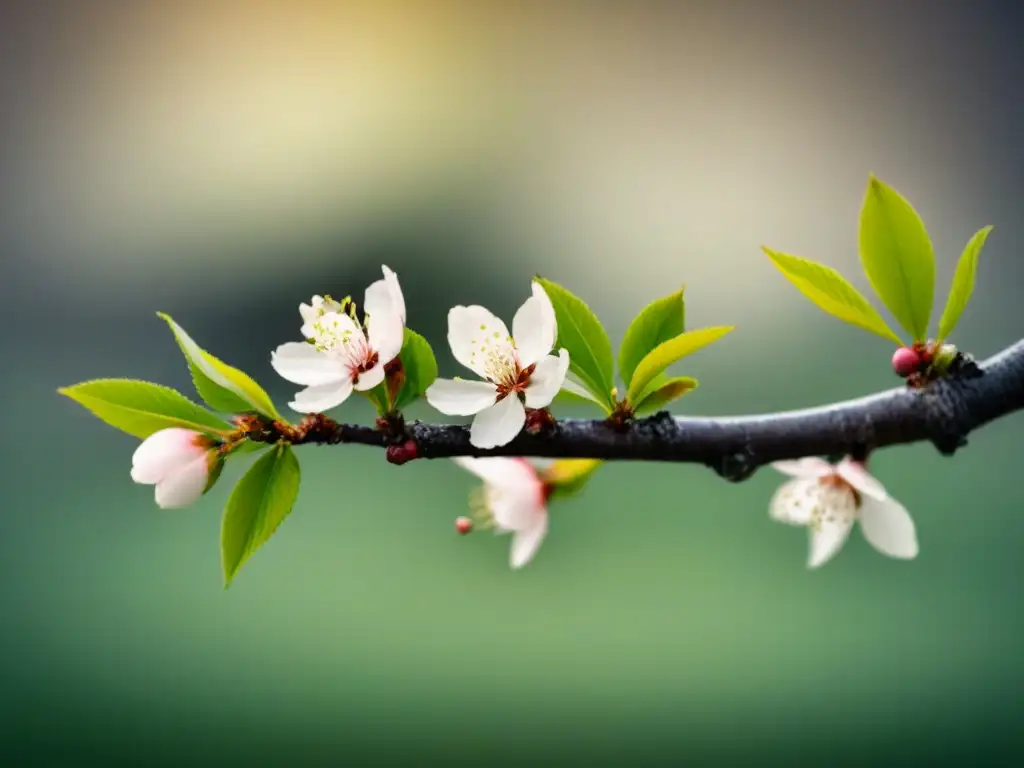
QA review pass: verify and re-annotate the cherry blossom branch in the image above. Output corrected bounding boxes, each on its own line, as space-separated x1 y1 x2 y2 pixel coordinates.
240 339 1024 481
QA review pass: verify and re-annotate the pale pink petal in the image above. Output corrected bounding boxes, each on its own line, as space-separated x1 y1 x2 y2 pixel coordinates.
271 342 347 386
486 483 544 531
859 496 918 559
524 349 570 408
452 457 542 495
352 361 386 392
510 514 549 569
131 428 205 484
469 395 526 449
836 457 889 501
512 283 556 367
771 458 833 479
447 305 513 380
807 486 857 568
154 454 210 509
768 478 819 526
288 379 354 412
426 378 497 416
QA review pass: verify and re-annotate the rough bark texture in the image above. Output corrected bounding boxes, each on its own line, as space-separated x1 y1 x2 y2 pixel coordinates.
242 340 1024 481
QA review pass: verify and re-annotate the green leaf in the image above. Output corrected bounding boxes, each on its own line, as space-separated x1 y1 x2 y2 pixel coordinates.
158 313 280 419
393 329 439 410
632 375 698 415
553 377 612 413
534 277 615 407
221 443 301 587
626 326 733 405
59 379 233 439
618 288 685 388
762 247 903 344
543 459 602 500
937 225 993 341
858 175 936 341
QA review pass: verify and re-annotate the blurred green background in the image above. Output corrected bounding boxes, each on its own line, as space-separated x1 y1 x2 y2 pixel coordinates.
3 1 1023 764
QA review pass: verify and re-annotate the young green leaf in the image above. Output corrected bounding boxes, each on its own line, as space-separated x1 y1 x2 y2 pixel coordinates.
158 313 280 419
543 458 602 500
937 226 993 341
858 176 936 341
534 277 615 408
618 288 685 388
631 375 698 415
221 443 301 587
762 247 903 344
626 327 733 405
59 379 233 439
553 377 613 413
393 329 439 411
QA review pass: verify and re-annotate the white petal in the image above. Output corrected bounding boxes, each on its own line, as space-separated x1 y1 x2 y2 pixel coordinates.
288 379 354 412
807 487 856 568
447 305 513 380
486 482 545 531
768 478 819 526
131 428 205 484
524 349 570 408
771 458 833 479
382 265 406 324
299 295 344 335
352 361 386 392
510 514 549 569
368 308 404 364
452 457 541 494
859 495 918 559
426 378 497 416
836 457 888 501
271 342 347 386
154 455 210 509
512 282 556 367
469 396 526 449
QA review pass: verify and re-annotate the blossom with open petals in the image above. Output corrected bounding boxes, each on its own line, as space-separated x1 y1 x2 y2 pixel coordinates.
454 457 551 569
271 266 405 413
131 428 221 509
769 457 918 568
426 283 569 448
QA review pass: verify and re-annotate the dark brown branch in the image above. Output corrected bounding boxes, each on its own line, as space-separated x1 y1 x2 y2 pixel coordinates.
241 340 1024 481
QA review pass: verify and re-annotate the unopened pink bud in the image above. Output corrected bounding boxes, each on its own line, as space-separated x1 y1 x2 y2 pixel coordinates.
455 517 473 535
891 346 921 378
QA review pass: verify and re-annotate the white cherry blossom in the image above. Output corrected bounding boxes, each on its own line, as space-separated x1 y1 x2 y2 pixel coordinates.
426 283 569 448
272 266 405 413
769 456 918 568
454 457 551 569
131 428 220 509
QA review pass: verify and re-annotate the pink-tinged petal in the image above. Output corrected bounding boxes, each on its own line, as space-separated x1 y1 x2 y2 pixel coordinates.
510 514 549 569
131 428 206 484
859 495 918 559
771 458 833 479
447 305 513 380
768 478 819 526
452 457 542 496
154 454 211 509
352 361 386 392
288 379 354 413
512 282 556 367
426 378 497 416
486 483 544 531
271 342 347 386
836 457 889 501
807 486 856 569
524 349 570 408
469 396 526 449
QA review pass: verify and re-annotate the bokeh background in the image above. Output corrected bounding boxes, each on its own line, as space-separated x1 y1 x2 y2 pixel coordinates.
3 1 1023 764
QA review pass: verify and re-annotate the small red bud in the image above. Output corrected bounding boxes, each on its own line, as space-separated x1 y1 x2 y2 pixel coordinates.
891 346 922 378
455 516 473 535
385 439 419 465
